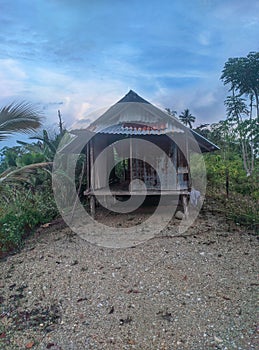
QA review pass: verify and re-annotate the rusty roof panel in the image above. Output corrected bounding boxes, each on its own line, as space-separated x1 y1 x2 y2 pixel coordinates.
96 124 184 135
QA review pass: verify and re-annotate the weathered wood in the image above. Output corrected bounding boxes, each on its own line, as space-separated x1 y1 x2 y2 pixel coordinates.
185 132 191 190
123 159 126 181
90 139 94 190
129 136 133 192
182 194 189 219
86 142 90 192
89 139 95 217
90 195 96 218
70 160 85 224
87 187 189 196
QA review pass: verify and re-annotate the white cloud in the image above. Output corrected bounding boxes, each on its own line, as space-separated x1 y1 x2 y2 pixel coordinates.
198 31 211 46
1 0 257 134
0 59 28 98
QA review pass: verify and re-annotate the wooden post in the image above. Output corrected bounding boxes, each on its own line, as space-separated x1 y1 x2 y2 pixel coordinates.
185 131 189 164
123 159 126 181
172 141 177 189
90 139 94 190
130 136 133 192
90 195 96 218
70 160 85 224
182 194 189 219
89 139 95 218
85 142 90 192
185 131 191 190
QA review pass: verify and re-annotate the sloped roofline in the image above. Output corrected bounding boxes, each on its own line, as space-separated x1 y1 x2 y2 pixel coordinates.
88 90 184 131
117 90 151 104
64 90 219 154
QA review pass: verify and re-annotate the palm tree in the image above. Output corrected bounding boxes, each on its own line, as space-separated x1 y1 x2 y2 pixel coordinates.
179 109 196 129
165 108 177 117
0 101 43 141
0 101 46 190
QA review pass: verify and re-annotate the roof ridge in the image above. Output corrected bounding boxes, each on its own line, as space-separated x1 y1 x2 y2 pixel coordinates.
117 90 150 104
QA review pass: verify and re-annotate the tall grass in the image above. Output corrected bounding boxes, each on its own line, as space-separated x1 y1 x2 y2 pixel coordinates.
0 187 58 252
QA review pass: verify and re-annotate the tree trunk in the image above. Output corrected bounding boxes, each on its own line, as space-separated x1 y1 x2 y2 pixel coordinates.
225 167 229 197
253 89 259 122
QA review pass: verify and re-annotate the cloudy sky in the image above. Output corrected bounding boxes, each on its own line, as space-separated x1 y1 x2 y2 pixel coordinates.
1 0 259 143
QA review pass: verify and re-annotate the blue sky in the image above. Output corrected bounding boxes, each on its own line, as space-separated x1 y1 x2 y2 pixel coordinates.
1 0 259 145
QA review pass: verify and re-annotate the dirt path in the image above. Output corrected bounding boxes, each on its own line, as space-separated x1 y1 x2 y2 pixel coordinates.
0 206 258 349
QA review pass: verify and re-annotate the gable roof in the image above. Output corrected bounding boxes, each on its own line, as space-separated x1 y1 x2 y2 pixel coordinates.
88 90 184 133
117 89 150 104
64 90 219 153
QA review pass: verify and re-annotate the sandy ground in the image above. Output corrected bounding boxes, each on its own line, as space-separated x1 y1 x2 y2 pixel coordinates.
0 202 258 350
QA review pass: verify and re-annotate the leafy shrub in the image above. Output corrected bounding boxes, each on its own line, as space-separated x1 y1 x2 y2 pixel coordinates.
0 189 58 252
203 151 258 232
206 182 258 233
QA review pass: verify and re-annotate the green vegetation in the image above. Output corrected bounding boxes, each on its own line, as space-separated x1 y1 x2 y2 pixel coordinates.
0 133 60 252
179 109 196 129
173 52 258 231
193 51 259 230
0 106 63 253
0 101 43 141
0 51 258 253
0 188 57 252
203 151 258 229
0 112 83 253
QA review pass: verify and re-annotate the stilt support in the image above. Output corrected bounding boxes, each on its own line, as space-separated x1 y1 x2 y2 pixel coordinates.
182 194 189 219
90 195 96 218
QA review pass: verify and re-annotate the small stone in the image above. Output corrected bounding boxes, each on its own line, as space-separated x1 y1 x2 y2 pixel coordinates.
214 335 223 343
175 211 185 220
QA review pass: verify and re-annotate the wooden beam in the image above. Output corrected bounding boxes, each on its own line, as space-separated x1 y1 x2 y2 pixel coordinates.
90 195 95 218
86 142 90 192
130 136 133 192
185 131 191 190
182 194 189 219
90 139 94 190
89 138 95 217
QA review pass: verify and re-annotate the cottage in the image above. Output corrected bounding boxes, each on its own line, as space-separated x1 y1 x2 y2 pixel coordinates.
63 90 219 217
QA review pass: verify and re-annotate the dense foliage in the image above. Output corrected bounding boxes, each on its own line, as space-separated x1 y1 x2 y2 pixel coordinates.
193 51 259 229
0 187 58 252
0 52 258 253
0 131 60 252
0 125 85 253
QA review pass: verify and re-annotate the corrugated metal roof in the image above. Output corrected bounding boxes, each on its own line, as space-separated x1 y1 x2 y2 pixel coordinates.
97 123 184 135
190 129 219 152
87 92 184 132
60 91 219 154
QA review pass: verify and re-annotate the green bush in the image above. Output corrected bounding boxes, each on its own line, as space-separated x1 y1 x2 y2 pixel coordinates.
204 151 259 232
0 190 58 252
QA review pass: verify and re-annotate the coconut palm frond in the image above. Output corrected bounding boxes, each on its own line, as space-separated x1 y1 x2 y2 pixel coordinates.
179 109 196 129
0 162 52 185
16 140 44 154
0 101 43 141
29 135 57 155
